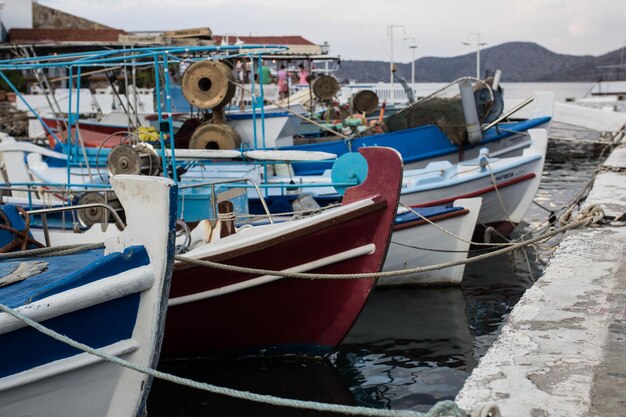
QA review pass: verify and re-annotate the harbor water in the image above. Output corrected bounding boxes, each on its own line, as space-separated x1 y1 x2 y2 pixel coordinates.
147 122 610 415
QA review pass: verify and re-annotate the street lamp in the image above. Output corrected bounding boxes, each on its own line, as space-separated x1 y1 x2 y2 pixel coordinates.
404 37 418 85
319 41 330 55
462 33 487 79
0 2 5 43
387 25 406 102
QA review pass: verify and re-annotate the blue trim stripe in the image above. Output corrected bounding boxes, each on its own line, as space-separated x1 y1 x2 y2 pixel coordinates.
395 205 463 226
0 294 140 378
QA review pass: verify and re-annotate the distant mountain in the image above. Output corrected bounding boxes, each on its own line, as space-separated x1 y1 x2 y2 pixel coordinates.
334 42 626 83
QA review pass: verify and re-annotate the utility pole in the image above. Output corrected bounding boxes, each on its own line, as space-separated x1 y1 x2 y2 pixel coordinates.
462 33 487 79
387 25 405 103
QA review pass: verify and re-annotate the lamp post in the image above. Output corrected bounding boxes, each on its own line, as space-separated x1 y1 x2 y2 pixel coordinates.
387 25 405 103
462 33 487 79
319 41 330 55
319 41 330 75
404 37 418 85
0 2 5 43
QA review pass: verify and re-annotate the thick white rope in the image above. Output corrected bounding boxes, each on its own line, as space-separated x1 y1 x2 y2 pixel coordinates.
175 207 603 279
0 242 104 260
486 163 514 227
0 302 472 417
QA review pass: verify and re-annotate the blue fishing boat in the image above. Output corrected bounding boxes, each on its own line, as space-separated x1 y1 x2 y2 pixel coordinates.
0 175 176 416
280 93 553 176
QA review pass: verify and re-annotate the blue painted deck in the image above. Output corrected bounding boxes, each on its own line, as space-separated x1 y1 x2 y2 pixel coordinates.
0 245 150 377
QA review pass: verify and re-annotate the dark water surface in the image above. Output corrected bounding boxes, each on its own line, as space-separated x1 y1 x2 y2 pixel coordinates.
147 124 610 416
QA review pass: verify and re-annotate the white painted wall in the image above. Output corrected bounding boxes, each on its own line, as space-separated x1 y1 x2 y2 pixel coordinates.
16 88 155 116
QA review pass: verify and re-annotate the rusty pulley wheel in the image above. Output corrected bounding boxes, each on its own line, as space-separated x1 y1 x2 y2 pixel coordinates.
189 123 242 150
181 60 236 109
352 90 379 114
311 75 340 100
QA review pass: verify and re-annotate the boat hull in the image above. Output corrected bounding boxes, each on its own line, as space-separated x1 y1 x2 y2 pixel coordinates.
0 176 176 417
381 198 482 286
162 147 402 357
400 142 546 236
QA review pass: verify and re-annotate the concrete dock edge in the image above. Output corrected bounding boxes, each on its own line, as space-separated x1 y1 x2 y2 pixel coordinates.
456 139 626 416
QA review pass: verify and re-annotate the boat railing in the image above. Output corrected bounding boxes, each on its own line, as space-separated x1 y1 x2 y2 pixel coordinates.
179 177 275 224
27 202 125 247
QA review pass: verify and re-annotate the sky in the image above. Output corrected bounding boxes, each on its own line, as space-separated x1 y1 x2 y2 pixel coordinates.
40 0 626 62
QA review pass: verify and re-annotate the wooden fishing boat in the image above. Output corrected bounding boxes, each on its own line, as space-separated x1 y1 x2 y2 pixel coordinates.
400 129 548 237
282 93 554 176
4 147 402 357
0 175 176 417
163 146 401 357
381 198 482 286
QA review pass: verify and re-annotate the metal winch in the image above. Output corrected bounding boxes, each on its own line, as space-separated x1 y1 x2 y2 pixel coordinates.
351 90 379 115
76 191 124 227
311 75 340 100
188 122 241 150
181 60 236 109
107 143 162 176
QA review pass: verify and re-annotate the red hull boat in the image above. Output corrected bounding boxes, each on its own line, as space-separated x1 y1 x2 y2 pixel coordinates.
42 118 125 148
162 147 403 358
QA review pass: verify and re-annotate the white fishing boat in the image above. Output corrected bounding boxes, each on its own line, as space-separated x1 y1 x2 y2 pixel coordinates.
381 198 482 286
399 129 548 236
0 175 176 417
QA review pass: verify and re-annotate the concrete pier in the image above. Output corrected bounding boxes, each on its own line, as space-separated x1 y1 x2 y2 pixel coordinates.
456 139 626 416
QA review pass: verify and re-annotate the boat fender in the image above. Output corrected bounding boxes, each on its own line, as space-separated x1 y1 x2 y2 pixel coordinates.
458 79 483 145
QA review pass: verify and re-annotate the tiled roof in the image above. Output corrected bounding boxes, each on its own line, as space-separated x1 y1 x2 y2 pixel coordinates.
213 35 316 46
9 28 127 44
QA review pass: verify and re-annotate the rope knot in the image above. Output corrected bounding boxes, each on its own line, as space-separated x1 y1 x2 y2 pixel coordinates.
559 204 605 227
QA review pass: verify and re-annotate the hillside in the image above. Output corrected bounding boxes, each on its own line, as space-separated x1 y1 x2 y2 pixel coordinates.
334 42 626 83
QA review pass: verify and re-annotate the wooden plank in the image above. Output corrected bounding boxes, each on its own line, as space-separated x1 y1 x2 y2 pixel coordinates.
164 27 213 39
118 34 169 44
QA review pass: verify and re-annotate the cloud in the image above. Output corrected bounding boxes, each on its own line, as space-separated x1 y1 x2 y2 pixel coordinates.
39 0 626 60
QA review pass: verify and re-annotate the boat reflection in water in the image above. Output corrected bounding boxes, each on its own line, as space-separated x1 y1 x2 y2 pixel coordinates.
331 286 476 412
147 252 534 416
147 357 356 416
332 245 539 412
147 123 605 415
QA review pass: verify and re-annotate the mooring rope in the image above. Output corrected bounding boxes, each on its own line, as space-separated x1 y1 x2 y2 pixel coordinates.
0 301 495 417
0 242 104 260
175 206 603 279
516 136 618 242
0 206 44 252
398 203 511 248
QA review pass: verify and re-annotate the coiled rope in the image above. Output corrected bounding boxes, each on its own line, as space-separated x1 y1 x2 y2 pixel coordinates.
0 206 44 252
0 301 499 417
